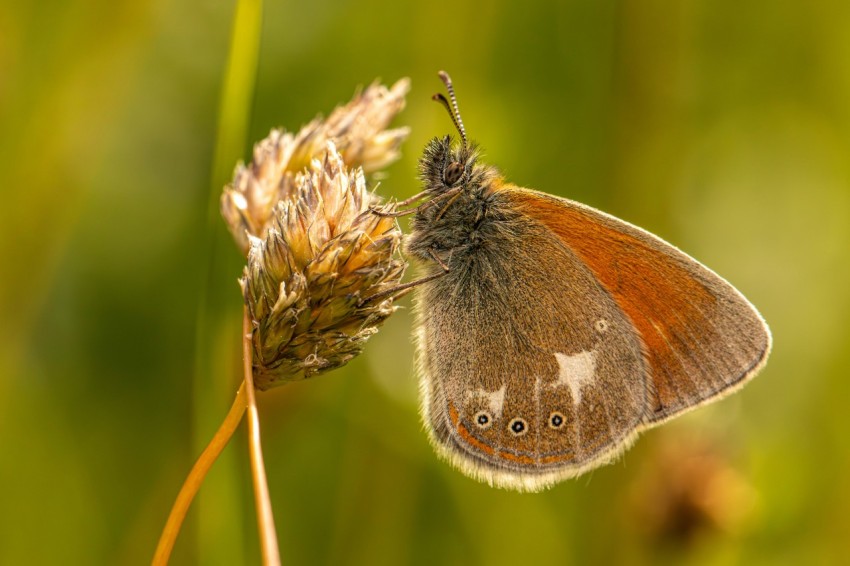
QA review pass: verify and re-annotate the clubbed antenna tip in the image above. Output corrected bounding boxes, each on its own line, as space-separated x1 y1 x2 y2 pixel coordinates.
433 71 467 145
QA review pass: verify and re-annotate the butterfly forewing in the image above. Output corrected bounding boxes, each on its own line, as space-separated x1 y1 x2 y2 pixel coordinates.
502 187 771 423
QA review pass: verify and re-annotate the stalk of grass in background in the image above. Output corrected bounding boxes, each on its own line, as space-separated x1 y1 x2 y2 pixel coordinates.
194 0 263 563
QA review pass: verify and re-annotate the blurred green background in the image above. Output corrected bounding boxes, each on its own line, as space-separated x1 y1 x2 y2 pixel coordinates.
2 0 849 564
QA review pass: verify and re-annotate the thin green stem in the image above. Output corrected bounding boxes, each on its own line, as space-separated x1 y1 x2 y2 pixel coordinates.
192 0 263 560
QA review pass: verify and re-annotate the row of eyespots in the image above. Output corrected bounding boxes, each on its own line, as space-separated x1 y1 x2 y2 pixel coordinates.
473 411 567 436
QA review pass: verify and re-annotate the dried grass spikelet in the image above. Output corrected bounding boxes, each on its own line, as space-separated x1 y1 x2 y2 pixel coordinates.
240 142 405 389
221 79 411 389
222 79 410 254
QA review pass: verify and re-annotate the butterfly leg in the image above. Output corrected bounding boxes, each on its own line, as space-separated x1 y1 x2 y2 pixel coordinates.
370 204 428 218
393 189 433 208
370 187 463 218
433 189 464 222
369 189 431 217
427 248 451 272
358 248 449 305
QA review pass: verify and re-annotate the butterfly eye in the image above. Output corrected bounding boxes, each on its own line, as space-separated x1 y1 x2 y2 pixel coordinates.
443 161 464 186
548 412 566 429
508 417 528 437
473 411 493 429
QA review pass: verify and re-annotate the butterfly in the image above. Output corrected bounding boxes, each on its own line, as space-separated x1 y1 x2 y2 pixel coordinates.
383 72 770 492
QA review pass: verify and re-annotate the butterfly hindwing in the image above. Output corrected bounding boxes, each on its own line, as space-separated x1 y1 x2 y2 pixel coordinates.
416 193 651 490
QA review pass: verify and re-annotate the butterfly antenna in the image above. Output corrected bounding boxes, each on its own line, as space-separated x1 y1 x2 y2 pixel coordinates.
433 70 468 145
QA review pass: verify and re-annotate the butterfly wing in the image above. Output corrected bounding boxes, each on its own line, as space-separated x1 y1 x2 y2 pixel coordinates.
417 188 651 491
416 185 770 491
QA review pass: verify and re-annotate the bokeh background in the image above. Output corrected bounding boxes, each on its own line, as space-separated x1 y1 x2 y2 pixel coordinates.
2 0 849 564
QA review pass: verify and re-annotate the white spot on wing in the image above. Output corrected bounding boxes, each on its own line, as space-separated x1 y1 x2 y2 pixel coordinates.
465 385 507 418
553 350 597 406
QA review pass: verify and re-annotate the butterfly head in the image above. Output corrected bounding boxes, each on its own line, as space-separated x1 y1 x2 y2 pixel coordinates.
418 134 483 194
408 72 504 265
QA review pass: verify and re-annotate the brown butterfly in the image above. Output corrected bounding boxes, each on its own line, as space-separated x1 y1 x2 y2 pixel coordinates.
382 72 770 492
